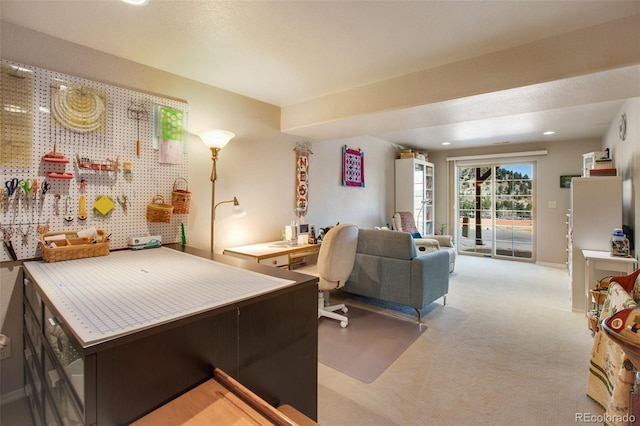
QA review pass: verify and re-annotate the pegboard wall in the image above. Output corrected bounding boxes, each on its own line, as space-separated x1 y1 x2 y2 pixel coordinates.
0 59 190 262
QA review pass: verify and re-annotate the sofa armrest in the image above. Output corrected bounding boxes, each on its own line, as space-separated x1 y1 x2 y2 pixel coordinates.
410 250 449 308
425 235 454 248
414 238 440 253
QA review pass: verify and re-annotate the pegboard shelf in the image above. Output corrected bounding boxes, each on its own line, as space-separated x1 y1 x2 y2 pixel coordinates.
46 173 74 179
0 59 190 262
42 157 69 164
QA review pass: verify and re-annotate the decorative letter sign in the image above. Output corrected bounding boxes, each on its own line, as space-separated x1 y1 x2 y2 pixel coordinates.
294 142 312 217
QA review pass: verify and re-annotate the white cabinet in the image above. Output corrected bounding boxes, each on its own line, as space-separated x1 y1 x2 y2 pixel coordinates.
395 158 434 235
569 176 623 312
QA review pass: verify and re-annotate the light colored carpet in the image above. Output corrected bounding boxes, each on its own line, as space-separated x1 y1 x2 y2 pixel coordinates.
318 255 605 426
318 305 426 383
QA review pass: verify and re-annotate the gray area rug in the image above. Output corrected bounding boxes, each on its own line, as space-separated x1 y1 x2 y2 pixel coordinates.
318 305 426 383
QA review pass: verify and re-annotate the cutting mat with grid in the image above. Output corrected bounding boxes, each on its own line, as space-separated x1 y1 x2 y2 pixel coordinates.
24 248 295 344
1 60 189 262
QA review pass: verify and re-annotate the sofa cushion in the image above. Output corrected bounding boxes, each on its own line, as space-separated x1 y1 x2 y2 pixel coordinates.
356 229 417 260
345 253 413 306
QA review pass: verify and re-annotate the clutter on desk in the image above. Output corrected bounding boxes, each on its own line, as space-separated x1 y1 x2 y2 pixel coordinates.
40 227 110 262
127 235 162 250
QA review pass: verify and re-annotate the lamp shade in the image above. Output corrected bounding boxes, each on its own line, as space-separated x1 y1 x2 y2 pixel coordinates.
200 129 235 149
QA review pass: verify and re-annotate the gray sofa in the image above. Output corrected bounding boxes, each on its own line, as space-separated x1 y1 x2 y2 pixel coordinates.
341 229 449 320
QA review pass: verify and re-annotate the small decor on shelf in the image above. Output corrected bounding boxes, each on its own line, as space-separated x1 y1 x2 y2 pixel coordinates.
611 228 630 257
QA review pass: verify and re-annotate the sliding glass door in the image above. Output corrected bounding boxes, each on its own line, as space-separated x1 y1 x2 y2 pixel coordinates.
456 163 534 260
457 166 493 254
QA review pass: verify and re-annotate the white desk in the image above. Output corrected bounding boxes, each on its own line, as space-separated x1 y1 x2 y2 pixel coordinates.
582 249 637 313
224 241 320 269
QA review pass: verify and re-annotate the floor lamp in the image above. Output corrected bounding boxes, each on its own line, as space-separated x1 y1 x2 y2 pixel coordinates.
200 129 236 253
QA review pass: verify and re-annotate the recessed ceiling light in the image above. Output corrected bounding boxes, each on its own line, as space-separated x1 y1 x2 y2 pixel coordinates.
442 141 451 146
543 131 556 135
121 0 148 5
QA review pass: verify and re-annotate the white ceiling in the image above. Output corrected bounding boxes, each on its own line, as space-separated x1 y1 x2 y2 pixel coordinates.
1 1 639 151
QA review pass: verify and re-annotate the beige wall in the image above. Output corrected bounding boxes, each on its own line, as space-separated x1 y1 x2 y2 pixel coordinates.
429 139 604 264
605 98 640 251
302 136 399 230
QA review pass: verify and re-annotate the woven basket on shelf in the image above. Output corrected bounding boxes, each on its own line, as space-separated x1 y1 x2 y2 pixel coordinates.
146 195 174 223
171 177 191 214
590 288 608 306
40 229 110 262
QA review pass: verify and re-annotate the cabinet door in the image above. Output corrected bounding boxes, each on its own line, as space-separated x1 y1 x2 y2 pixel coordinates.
413 161 434 235
95 308 237 425
413 161 426 233
423 163 434 235
44 307 84 409
238 283 318 420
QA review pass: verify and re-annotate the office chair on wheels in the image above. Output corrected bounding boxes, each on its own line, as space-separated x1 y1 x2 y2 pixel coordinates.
296 223 359 328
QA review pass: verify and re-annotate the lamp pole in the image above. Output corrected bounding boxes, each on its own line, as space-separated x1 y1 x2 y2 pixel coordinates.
199 129 235 253
210 147 220 253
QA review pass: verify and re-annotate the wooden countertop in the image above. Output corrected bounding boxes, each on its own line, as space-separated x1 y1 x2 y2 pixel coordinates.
131 368 317 426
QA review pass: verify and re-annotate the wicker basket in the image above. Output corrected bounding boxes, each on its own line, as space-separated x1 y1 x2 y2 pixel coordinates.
171 177 191 214
590 288 608 306
146 195 174 223
41 230 110 262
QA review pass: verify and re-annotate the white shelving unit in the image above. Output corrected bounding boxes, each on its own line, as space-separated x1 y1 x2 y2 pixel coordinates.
395 158 434 235
582 151 609 176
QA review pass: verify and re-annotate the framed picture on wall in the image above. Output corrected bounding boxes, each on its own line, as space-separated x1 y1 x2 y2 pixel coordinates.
342 145 364 187
560 175 581 188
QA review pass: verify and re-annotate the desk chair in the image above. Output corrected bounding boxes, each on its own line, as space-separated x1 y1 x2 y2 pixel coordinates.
297 224 358 328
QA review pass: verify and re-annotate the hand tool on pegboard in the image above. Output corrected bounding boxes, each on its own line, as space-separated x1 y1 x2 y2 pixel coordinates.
127 100 149 157
1 226 17 261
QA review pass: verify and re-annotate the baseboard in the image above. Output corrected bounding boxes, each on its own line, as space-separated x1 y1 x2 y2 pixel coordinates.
535 261 566 269
0 388 26 405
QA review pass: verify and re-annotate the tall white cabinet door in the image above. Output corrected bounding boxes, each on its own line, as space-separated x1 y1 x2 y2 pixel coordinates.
569 176 623 312
395 158 435 235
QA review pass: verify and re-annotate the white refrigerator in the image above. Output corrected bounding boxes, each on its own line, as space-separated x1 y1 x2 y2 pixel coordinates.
569 176 623 312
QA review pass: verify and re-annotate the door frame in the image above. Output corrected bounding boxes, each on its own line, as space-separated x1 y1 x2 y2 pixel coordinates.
451 159 537 262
